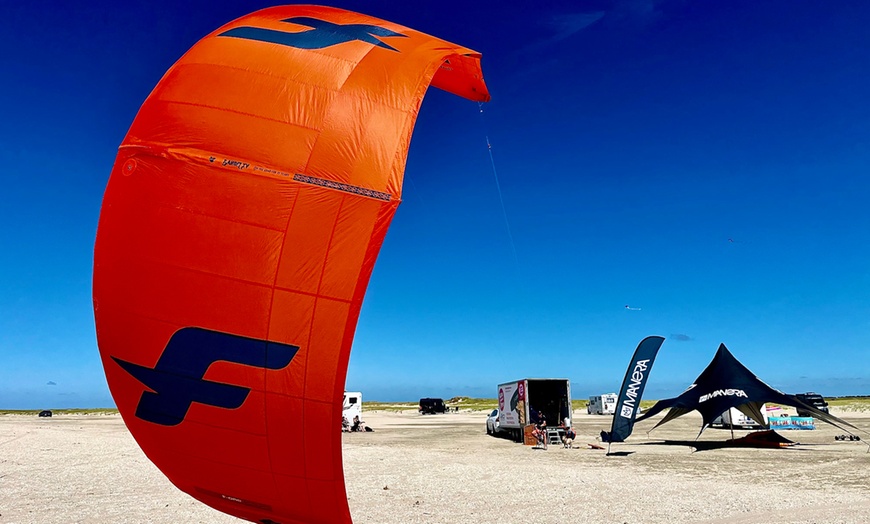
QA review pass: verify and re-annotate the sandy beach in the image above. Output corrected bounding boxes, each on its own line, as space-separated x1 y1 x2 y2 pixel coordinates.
2 409 868 523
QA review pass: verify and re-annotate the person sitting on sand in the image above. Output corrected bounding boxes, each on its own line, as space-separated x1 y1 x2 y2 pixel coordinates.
562 426 576 448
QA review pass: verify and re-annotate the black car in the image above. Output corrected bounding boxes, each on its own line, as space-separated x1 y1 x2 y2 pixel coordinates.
419 397 447 414
794 392 829 417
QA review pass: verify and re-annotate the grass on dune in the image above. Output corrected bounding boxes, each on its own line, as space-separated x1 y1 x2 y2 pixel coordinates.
363 397 661 413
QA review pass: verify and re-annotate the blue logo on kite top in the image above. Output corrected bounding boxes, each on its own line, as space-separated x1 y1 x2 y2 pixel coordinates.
113 327 299 426
218 17 407 52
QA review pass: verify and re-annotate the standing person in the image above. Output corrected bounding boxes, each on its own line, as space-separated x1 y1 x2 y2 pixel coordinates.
533 414 548 449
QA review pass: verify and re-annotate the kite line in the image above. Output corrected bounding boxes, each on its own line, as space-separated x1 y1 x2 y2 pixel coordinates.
478 102 520 269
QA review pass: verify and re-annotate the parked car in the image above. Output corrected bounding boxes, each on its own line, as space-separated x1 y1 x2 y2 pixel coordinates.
794 392 829 417
419 397 447 414
485 409 501 435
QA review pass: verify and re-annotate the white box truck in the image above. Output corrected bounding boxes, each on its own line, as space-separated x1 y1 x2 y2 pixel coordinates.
497 379 572 443
587 393 618 415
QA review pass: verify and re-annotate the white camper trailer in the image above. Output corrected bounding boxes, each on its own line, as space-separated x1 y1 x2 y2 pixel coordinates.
710 405 768 429
343 391 362 424
587 393 618 415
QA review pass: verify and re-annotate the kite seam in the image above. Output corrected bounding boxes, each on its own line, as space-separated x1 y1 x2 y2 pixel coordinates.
154 98 323 132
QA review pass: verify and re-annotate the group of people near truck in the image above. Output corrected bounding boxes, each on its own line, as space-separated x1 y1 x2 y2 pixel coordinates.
529 408 576 449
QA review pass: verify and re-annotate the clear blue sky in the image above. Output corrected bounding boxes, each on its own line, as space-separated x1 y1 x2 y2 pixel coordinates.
2 0 869 408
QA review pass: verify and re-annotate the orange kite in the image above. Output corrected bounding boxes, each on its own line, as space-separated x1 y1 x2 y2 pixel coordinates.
93 6 489 523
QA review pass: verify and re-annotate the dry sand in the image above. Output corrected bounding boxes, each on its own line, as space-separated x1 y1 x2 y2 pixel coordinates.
1 409 868 523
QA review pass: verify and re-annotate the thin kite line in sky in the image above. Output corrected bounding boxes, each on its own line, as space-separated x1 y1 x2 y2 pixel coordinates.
479 102 520 269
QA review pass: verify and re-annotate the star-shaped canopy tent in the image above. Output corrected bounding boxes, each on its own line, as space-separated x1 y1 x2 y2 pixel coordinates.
636 344 861 437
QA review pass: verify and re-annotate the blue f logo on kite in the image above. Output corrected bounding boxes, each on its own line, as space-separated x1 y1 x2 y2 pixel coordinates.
218 17 408 51
113 327 298 426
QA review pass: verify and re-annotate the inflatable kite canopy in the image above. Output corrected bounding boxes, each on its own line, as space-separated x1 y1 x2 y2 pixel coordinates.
93 6 488 524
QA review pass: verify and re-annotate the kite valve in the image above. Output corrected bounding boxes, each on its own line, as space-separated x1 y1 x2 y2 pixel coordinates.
123 159 137 176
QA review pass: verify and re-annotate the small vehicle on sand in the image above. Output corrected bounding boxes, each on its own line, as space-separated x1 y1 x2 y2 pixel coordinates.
485 409 501 435
419 397 447 414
